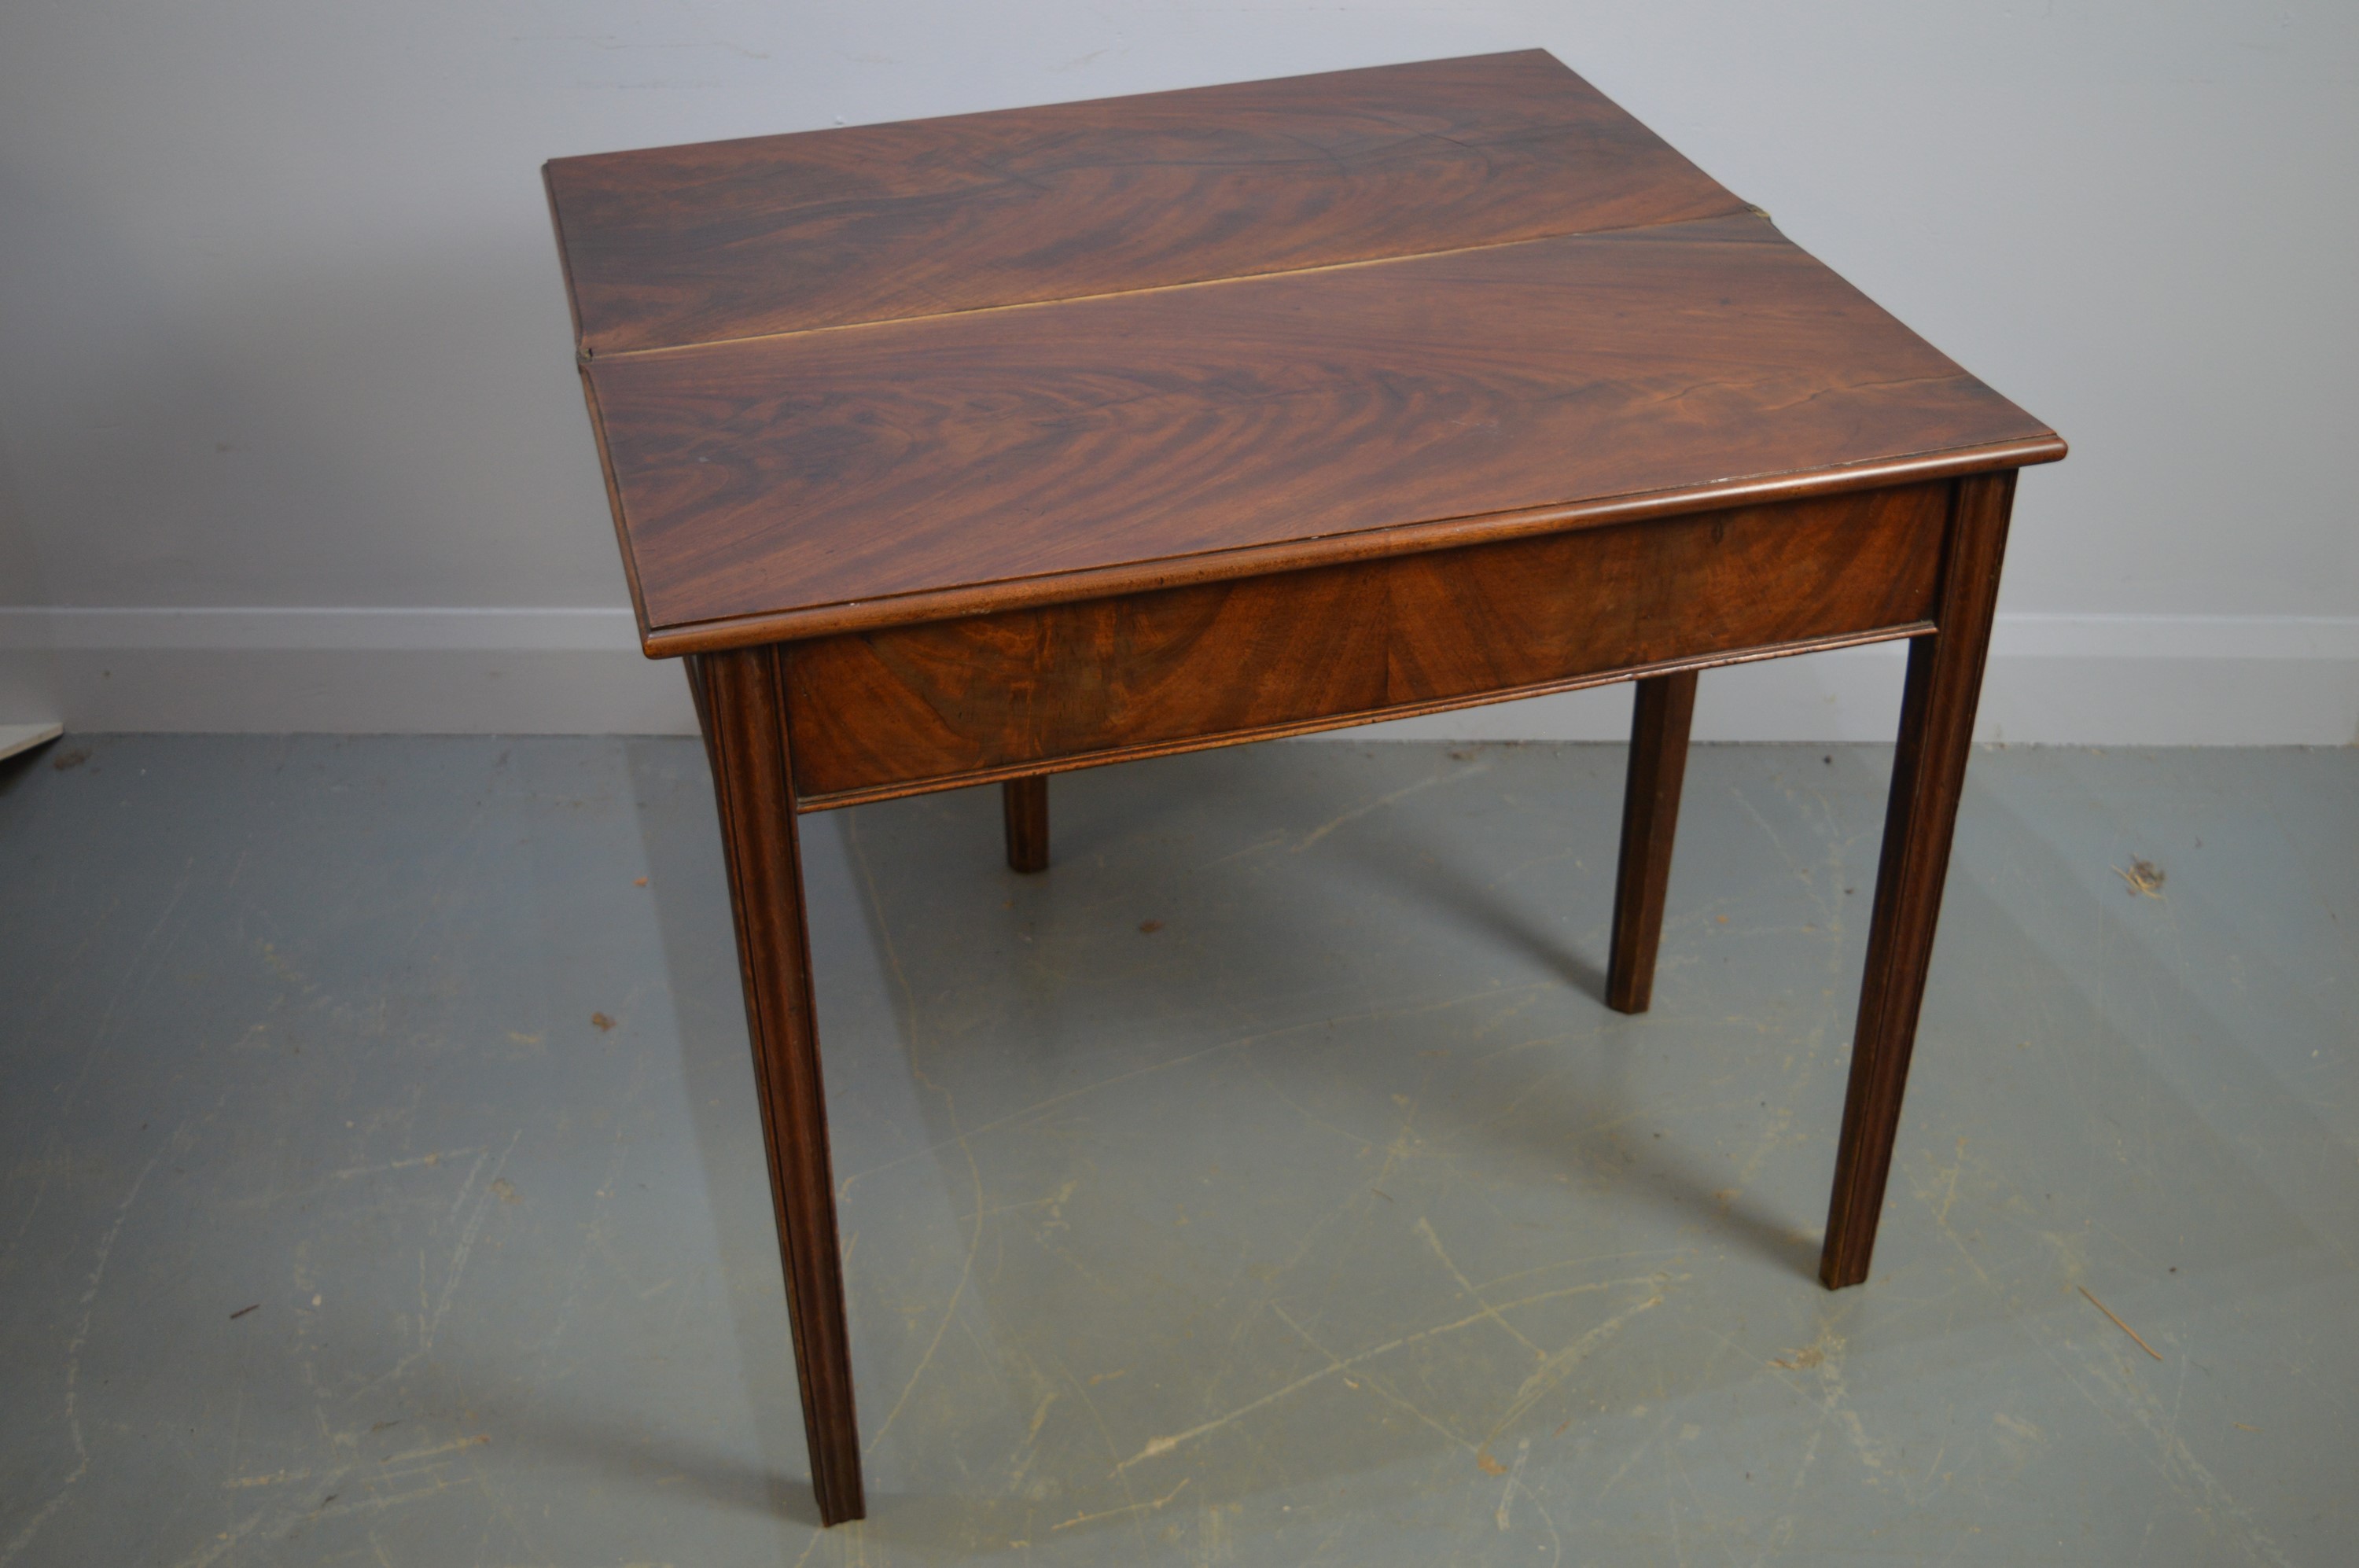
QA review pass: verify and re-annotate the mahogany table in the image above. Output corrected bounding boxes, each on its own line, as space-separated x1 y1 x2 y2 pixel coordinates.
544 50 2063 1525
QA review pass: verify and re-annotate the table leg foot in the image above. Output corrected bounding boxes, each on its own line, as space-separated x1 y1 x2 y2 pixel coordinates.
1003 775 1049 873
1820 473 2015 1290
690 648 867 1525
1606 669 1698 1014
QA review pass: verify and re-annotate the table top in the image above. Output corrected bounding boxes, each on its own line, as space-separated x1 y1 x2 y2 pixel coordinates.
547 50 2063 655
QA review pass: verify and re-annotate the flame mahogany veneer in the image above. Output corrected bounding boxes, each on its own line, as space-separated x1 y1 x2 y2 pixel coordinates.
547 50 2063 1526
781 482 1949 806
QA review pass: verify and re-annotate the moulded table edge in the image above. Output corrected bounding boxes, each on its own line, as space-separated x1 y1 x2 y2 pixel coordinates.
634 434 2066 657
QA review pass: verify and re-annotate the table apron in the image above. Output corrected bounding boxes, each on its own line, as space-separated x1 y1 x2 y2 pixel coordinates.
780 478 1952 810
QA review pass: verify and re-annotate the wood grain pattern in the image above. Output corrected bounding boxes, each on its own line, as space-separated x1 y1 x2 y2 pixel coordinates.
545 51 1743 354
688 647 865 1524
559 63 2064 1527
587 213 2057 646
1820 471 2016 1290
783 482 1946 807
1606 670 1698 1014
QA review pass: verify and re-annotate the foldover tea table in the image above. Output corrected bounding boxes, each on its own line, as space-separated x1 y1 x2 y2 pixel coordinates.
543 50 2064 1524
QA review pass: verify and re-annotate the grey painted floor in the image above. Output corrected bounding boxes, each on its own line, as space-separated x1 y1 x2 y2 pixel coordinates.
1 735 2352 1567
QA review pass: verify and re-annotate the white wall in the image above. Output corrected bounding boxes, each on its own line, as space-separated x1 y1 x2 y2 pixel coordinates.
2 2 2353 742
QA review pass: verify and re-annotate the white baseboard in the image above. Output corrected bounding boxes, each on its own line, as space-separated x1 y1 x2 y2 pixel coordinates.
2 607 2353 745
0 609 694 735
1356 613 2359 747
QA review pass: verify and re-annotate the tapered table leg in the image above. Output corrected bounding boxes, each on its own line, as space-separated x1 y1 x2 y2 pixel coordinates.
688 647 866 1525
1820 473 2015 1290
1003 775 1049 873
1606 669 1698 1014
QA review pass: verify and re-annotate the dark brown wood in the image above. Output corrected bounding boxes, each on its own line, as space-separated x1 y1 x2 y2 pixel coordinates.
1003 775 1049 872
550 56 2066 1525
583 212 2057 650
1820 472 2017 1290
782 484 1944 807
659 444 2063 656
1606 670 1699 1014
544 51 1744 354
688 647 865 1524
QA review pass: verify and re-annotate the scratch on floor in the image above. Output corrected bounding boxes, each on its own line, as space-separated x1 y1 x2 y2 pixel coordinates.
1 1135 171 1568
164 1507 272 1568
1760 1426 1824 1555
2069 1323 2295 1566
1801 1319 1894 1480
1595 1411 1666 1503
863 1066 984 1459
1484 1286 1669 1440
1932 1136 1970 1228
1295 767 1470 852
1120 1272 1676 1470
326 1147 483 1183
1495 1436 1531 1529
1415 1216 1545 1360
428 1133 519 1348
376 1433 490 1465
1051 1475 1191 1532
2 894 126 1271
847 818 988 1463
836 980 1556 1199
1273 1302 1474 1454
222 1468 311 1489
351 1129 521 1399
1053 1353 1153 1545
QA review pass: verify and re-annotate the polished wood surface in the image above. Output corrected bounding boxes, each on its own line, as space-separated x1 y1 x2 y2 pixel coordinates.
1820 471 2016 1290
582 212 2055 649
686 648 863 1525
782 483 1944 806
1002 776 1049 873
546 51 1743 354
1606 671 1699 1015
548 52 2063 1526
548 51 2059 654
